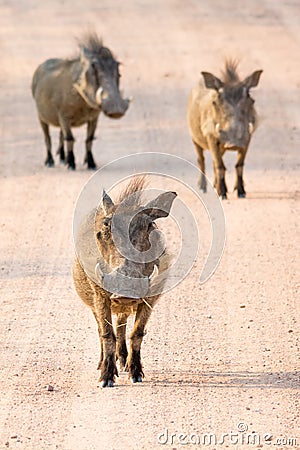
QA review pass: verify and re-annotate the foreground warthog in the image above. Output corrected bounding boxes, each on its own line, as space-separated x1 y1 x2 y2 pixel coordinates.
73 177 177 386
32 32 130 170
188 60 262 198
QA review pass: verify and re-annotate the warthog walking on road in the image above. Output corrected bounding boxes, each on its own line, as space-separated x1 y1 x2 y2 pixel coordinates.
73 177 177 386
187 60 262 198
32 32 130 170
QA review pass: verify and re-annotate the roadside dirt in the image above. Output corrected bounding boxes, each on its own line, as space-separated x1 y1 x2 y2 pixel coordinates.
0 0 299 449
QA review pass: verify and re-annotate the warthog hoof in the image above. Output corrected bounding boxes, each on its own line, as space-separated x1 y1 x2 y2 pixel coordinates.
238 192 246 198
45 157 54 167
101 379 114 388
221 194 227 200
57 148 65 163
131 375 143 383
85 152 97 170
197 177 207 193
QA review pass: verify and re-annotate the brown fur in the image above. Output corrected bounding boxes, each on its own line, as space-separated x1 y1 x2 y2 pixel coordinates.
31 32 129 170
187 60 262 198
73 176 177 386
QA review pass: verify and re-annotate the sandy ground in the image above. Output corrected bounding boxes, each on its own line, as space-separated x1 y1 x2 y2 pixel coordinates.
0 0 299 449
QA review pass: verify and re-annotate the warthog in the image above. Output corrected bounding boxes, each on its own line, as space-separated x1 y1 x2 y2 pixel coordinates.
188 60 262 198
73 177 177 386
32 32 130 170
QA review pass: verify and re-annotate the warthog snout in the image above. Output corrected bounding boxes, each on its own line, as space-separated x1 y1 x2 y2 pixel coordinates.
95 262 159 299
216 121 252 151
102 97 130 119
97 87 130 118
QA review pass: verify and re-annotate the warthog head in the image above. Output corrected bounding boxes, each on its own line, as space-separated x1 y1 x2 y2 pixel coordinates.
202 60 262 150
72 33 130 118
94 177 177 299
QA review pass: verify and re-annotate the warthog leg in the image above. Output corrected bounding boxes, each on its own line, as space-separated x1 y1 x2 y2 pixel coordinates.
92 311 104 370
235 150 248 198
193 141 207 193
65 136 75 170
126 298 157 383
56 129 65 163
84 119 98 170
207 137 227 199
39 120 54 167
93 291 118 387
59 115 76 170
116 313 129 371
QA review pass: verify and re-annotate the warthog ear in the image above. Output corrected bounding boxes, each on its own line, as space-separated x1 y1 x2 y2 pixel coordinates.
101 190 114 215
201 72 224 91
144 191 177 220
243 70 263 89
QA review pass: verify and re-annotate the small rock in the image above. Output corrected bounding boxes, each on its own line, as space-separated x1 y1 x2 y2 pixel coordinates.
240 304 246 308
47 385 54 392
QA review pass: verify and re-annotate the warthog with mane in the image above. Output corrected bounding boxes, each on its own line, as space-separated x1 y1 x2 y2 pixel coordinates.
32 32 130 170
73 177 177 387
188 60 262 198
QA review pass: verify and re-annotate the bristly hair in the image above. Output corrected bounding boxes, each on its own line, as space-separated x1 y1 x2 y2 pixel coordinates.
117 175 148 207
222 59 240 84
78 31 104 55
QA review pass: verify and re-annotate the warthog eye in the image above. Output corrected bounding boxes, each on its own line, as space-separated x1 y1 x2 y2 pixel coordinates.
103 218 110 227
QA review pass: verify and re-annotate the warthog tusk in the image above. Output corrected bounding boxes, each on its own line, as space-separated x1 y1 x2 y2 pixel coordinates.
149 264 159 280
128 96 134 103
96 87 103 105
248 122 254 134
215 123 220 131
95 261 105 280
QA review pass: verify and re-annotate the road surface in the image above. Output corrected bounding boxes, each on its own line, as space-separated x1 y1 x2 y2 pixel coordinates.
0 0 299 449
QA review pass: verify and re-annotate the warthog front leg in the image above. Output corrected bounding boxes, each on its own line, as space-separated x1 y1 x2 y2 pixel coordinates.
116 313 128 371
93 291 118 387
235 150 248 198
208 137 227 199
193 141 207 193
39 120 54 167
84 119 98 170
126 299 156 383
92 311 104 370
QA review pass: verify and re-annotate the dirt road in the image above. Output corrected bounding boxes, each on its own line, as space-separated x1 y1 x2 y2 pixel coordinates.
1 0 299 449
